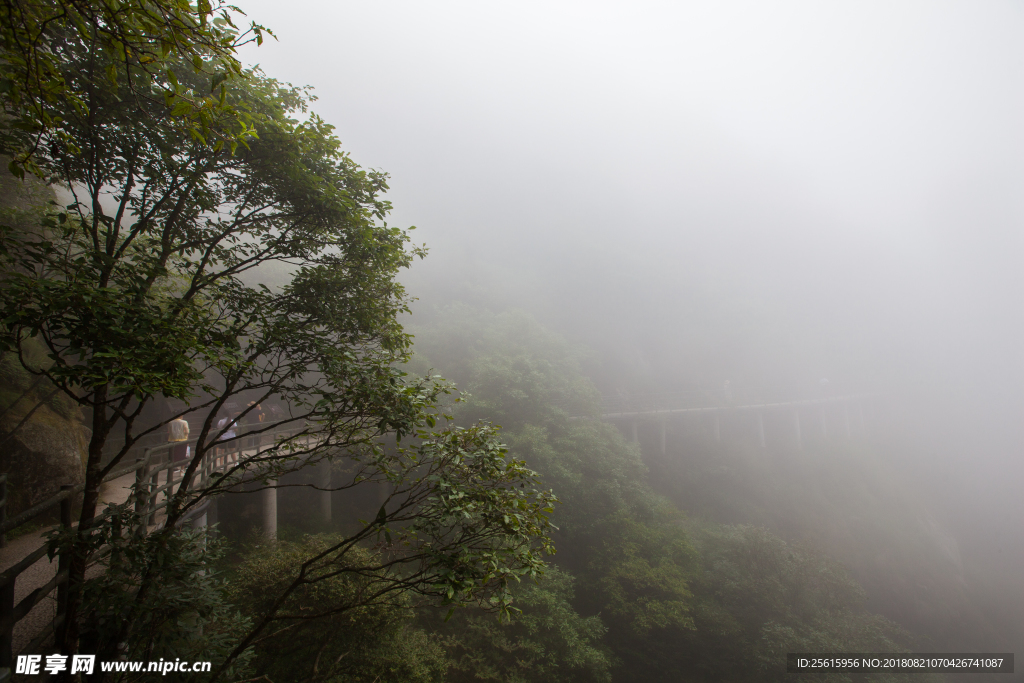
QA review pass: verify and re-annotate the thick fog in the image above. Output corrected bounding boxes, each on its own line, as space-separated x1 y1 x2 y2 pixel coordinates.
237 0 1023 641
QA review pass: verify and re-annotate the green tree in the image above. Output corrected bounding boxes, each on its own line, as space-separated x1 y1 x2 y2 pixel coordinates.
226 536 449 683
622 524 919 683
0 31 556 672
73 523 254 682
437 566 611 683
0 0 268 177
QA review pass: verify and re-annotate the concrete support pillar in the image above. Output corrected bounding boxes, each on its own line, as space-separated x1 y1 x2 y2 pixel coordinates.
793 409 802 450
844 404 852 439
858 401 866 435
190 507 209 573
319 460 332 524
757 411 766 448
659 419 666 456
630 420 638 444
207 496 219 532
714 412 721 442
820 407 828 439
190 510 208 531
262 481 277 541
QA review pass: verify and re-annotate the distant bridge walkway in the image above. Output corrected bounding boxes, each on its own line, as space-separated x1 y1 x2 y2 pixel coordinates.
589 391 876 454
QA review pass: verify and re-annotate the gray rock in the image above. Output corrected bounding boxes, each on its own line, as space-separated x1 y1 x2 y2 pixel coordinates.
1 403 87 516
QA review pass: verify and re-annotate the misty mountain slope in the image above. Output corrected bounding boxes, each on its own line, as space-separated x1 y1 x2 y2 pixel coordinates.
407 306 936 683
642 432 1018 662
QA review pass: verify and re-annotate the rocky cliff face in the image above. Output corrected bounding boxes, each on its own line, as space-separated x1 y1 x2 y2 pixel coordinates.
1 400 87 516
0 162 86 516
0 346 88 520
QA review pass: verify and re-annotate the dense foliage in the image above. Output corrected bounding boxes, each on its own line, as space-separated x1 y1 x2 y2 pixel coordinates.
74 524 253 681
408 307 929 683
0 0 267 177
0 7 557 671
436 567 611 683
227 537 448 683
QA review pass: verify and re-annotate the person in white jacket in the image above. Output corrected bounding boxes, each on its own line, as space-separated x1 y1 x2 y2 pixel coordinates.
216 412 239 463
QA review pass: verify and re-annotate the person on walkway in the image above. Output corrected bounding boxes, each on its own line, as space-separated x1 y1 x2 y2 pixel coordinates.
249 401 268 449
216 411 239 463
167 417 190 472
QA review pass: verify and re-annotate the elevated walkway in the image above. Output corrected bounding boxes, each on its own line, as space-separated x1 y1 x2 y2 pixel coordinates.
0 422 327 666
589 392 876 453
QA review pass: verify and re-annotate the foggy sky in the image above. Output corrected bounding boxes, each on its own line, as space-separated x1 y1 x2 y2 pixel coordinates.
234 1 1024 532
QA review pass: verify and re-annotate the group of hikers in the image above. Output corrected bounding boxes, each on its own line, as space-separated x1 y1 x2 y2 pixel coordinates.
165 401 288 470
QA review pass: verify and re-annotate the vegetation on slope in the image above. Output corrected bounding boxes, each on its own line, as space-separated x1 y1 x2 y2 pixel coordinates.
407 306 928 683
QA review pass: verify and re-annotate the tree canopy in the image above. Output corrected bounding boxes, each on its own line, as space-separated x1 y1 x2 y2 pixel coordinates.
0 0 267 177
0 8 557 669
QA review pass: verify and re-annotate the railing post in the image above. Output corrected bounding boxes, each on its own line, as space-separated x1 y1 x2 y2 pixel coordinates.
0 474 7 549
201 445 210 488
164 460 174 509
0 572 13 668
318 461 332 525
55 485 72 648
147 468 159 526
134 458 148 537
262 481 277 541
